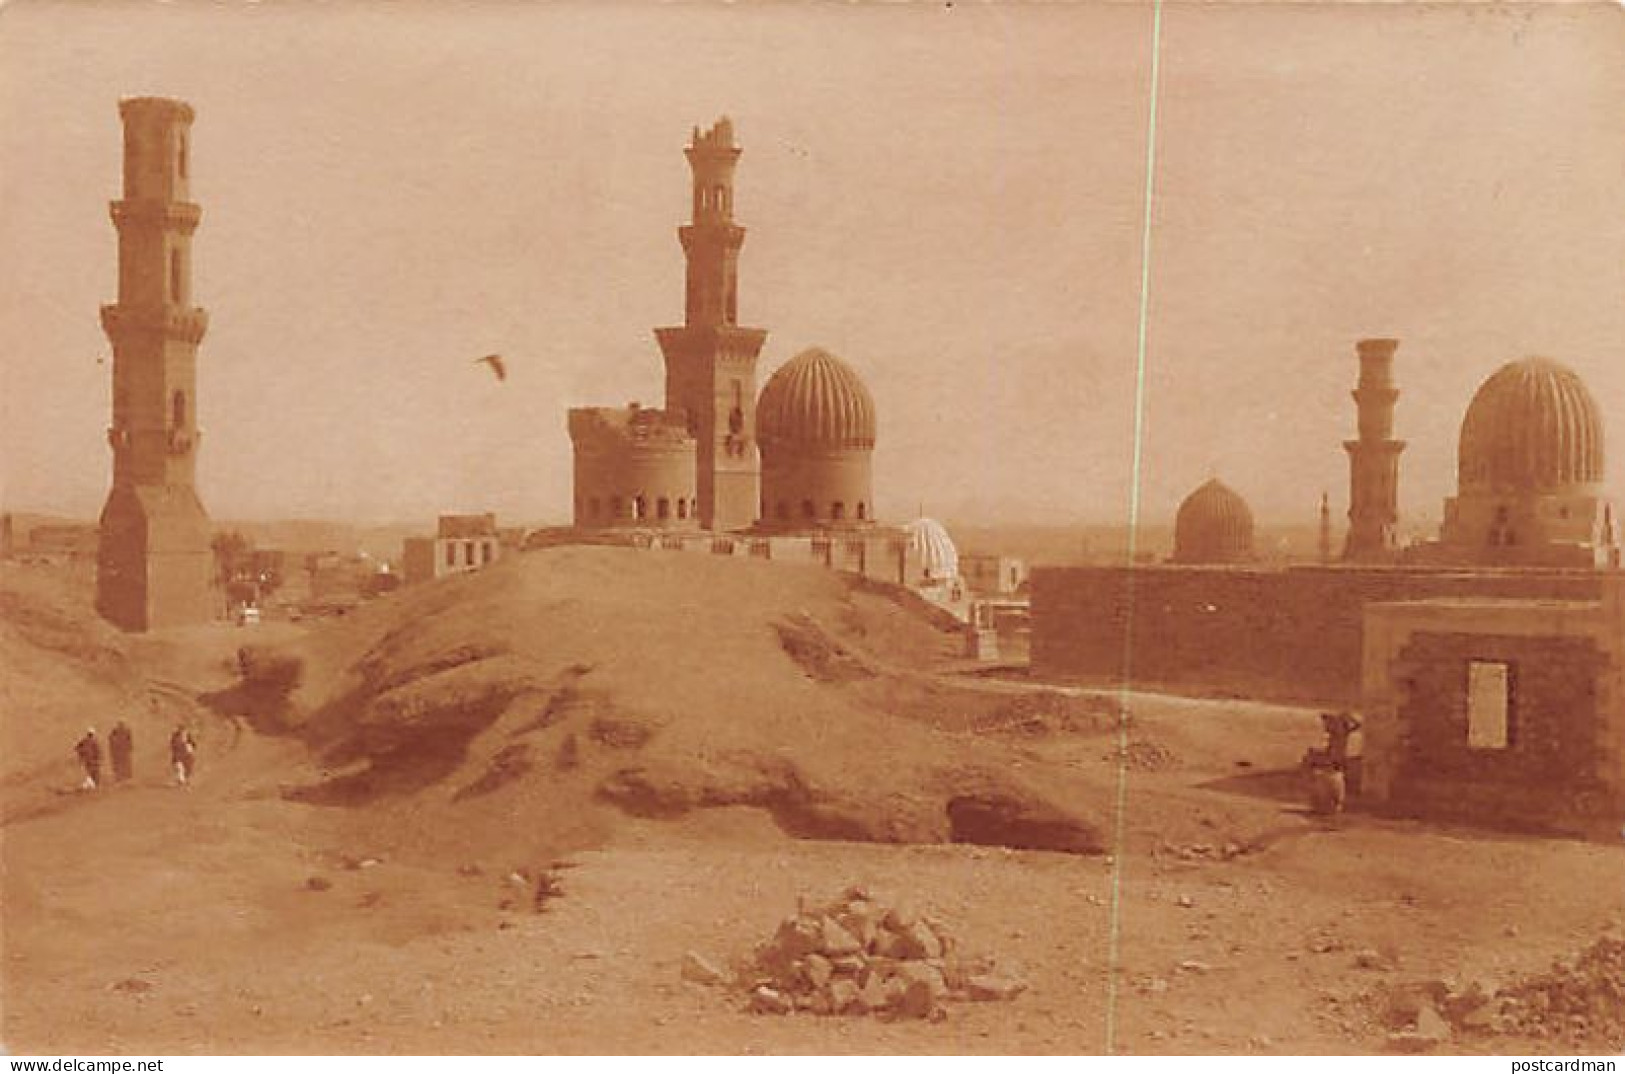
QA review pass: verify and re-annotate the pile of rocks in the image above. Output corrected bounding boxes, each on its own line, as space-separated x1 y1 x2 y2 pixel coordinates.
1377 936 1625 1051
1477 936 1625 1044
1376 982 1455 1053
974 692 1122 737
687 887 1026 1020
1161 840 1246 863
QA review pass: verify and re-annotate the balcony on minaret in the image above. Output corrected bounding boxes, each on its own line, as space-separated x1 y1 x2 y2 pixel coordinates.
100 304 209 344
110 199 201 233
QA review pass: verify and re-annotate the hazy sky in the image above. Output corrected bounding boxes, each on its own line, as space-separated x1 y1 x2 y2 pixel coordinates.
2 0 1621 528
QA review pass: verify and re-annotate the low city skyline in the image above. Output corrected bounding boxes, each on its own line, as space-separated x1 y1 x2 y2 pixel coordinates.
1 1 1620 528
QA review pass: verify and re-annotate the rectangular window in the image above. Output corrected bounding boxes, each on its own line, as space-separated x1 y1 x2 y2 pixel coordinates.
444 542 456 568
1466 661 1511 750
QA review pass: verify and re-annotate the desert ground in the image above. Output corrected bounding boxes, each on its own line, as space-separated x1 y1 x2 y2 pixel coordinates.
3 546 1622 1055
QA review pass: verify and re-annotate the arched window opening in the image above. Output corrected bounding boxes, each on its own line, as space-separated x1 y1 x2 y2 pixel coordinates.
657 497 671 520
171 390 187 429
169 250 183 303
832 501 846 521
678 499 688 520
633 495 647 520
856 502 867 521
178 135 188 180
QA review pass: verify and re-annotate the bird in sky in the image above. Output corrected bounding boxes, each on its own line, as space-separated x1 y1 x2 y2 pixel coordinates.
475 353 507 381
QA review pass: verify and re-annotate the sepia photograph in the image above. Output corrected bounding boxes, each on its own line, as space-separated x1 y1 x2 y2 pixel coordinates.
1 0 1622 1058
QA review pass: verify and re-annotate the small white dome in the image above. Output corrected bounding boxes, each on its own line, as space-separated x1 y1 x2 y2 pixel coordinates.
906 517 959 580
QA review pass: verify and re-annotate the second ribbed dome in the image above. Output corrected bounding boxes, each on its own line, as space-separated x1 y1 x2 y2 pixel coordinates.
1173 478 1255 564
756 347 877 448
1457 357 1605 494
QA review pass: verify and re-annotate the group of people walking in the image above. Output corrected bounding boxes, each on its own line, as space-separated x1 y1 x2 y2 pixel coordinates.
74 721 197 791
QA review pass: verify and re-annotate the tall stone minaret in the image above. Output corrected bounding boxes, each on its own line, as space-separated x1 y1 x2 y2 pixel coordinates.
655 117 768 532
96 97 214 631
1342 338 1405 563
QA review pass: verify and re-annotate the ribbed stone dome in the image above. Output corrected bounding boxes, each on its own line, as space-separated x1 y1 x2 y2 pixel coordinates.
905 518 959 580
1173 479 1255 564
1458 357 1605 494
757 347 877 448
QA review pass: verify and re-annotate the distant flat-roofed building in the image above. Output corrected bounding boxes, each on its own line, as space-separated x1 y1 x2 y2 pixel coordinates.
403 513 503 585
26 523 100 560
960 553 1028 597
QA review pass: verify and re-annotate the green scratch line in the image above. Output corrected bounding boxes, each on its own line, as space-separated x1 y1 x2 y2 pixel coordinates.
1106 0 1165 1055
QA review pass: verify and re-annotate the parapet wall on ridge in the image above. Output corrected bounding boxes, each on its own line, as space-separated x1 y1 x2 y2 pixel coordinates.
1031 564 1608 705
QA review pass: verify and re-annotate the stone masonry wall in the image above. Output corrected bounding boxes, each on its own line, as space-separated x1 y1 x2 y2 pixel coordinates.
1031 565 1604 705
1392 633 1605 798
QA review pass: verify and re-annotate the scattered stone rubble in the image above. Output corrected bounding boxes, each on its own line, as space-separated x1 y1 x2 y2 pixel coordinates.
1477 936 1625 1044
1377 935 1625 1051
1161 840 1247 863
687 886 1027 1020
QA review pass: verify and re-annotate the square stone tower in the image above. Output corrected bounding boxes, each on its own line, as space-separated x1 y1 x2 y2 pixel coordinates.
96 97 214 631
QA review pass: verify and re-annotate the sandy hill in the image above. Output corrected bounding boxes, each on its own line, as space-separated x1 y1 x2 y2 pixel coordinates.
0 564 140 792
223 546 1120 865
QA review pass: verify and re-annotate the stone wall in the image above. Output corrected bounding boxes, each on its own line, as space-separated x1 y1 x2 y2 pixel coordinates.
1361 591 1622 833
1031 565 1605 704
1389 632 1608 822
1395 634 1604 786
